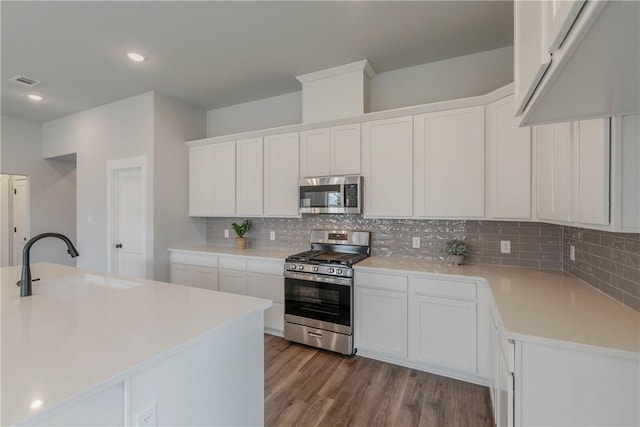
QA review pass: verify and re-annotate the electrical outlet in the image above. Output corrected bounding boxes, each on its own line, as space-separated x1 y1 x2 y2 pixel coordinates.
412 236 420 249
500 240 511 254
224 229 229 238
570 245 576 261
136 403 157 427
270 231 276 241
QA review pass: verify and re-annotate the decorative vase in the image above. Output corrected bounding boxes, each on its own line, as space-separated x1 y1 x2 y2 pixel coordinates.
450 255 464 265
236 237 247 250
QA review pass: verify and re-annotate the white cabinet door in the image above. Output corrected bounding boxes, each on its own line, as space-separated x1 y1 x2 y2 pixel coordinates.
170 264 194 287
300 128 331 177
572 118 610 225
355 287 407 357
188 145 213 216
219 269 247 295
264 132 300 217
514 0 552 115
409 295 477 374
486 96 532 220
236 137 264 216
536 122 571 222
211 141 236 216
248 272 284 333
193 267 219 291
518 341 639 427
414 106 485 218
362 116 413 217
300 124 361 178
544 0 586 53
331 123 361 175
496 340 514 427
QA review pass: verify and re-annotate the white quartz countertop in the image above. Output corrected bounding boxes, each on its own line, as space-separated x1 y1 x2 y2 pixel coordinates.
356 257 640 354
169 244 291 260
0 263 271 426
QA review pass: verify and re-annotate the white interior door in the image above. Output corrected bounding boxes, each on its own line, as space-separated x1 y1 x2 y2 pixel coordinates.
109 164 147 279
0 175 11 267
11 176 29 266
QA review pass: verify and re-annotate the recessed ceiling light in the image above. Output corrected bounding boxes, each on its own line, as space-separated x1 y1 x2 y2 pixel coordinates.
126 51 146 62
27 94 44 101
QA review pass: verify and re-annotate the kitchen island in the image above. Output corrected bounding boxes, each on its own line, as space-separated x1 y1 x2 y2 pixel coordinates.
1 263 271 426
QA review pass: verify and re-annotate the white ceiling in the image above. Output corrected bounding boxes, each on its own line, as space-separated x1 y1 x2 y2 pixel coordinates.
1 1 513 123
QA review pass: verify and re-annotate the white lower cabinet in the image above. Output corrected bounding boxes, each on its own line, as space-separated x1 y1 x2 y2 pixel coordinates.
169 253 219 291
355 270 482 382
169 251 285 335
355 286 408 358
247 259 285 335
408 277 477 375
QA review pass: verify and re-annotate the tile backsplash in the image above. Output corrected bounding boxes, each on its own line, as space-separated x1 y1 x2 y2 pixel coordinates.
206 216 563 269
562 226 640 313
207 217 640 312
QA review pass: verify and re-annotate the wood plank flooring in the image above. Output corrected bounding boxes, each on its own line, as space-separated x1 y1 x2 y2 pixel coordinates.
264 335 494 427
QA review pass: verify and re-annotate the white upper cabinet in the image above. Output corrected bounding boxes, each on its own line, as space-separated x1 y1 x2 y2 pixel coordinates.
572 119 610 225
414 106 485 218
516 1 639 124
536 122 572 222
544 0 586 53
189 145 213 216
210 141 236 216
486 96 532 220
514 0 551 116
264 132 300 217
188 141 236 217
362 116 413 218
300 123 360 178
236 137 264 216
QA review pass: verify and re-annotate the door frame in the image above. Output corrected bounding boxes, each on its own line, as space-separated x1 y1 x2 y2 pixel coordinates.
106 156 149 278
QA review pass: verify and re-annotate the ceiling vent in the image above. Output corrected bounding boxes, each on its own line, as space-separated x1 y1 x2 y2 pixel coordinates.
8 75 41 87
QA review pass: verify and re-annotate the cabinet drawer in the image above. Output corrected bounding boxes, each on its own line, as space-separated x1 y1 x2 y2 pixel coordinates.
247 259 284 275
219 257 247 270
170 252 218 268
248 272 284 302
355 271 408 292
411 277 476 300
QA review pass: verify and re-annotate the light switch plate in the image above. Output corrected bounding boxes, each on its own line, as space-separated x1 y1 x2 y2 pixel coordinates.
570 245 576 261
270 231 276 241
412 237 420 249
500 240 511 254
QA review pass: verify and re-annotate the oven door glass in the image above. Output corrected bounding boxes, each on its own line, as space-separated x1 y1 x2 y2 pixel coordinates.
285 277 351 326
300 184 343 208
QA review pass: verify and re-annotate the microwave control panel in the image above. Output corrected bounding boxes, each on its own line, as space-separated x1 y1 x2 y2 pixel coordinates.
345 184 358 207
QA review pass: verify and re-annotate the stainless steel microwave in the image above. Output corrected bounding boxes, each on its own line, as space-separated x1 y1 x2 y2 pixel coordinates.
299 175 362 214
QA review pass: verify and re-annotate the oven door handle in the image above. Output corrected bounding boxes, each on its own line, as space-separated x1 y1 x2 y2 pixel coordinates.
284 271 352 286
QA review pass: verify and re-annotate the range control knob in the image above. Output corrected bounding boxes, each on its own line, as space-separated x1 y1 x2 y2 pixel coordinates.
289 264 297 270
312 266 319 272
328 268 335 273
336 269 343 275
297 264 305 270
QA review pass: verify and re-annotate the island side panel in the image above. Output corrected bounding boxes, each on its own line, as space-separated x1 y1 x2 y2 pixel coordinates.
129 311 265 426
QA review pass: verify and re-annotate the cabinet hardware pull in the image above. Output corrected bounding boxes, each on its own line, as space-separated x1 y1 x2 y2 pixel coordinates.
308 332 323 339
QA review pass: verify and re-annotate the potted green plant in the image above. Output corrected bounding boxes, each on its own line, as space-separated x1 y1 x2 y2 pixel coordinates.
232 219 251 250
446 239 469 265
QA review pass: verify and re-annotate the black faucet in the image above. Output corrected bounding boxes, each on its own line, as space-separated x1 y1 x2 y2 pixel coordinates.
19 233 79 297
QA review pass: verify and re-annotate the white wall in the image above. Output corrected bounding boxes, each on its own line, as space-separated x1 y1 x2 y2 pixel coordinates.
152 93 206 282
0 115 77 266
43 93 154 274
205 46 514 137
370 46 514 111
206 91 302 137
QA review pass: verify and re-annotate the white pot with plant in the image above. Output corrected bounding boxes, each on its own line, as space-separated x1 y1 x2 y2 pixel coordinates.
232 219 251 250
446 239 469 265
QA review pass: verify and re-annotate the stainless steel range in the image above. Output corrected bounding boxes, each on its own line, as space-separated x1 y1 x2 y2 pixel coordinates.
284 229 371 355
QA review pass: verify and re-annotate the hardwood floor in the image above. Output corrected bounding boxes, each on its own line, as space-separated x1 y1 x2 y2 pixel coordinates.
264 335 494 427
